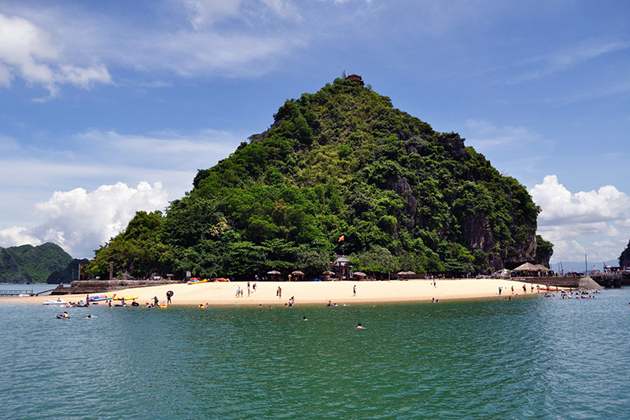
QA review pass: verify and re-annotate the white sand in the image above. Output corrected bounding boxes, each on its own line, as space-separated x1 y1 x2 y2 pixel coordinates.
5 279 554 306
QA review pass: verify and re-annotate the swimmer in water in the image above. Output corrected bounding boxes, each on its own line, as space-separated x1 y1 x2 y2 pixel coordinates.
303 316 308 321
357 323 365 329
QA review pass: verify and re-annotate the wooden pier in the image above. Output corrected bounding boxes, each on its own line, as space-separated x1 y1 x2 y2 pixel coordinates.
0 289 54 297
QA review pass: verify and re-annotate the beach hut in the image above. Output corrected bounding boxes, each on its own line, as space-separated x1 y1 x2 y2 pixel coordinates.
514 263 541 272
513 263 548 276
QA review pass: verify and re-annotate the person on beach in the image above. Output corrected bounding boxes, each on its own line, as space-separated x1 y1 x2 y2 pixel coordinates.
498 286 502 295
277 286 282 299
153 296 159 306
353 285 356 296
357 323 365 329
166 290 173 304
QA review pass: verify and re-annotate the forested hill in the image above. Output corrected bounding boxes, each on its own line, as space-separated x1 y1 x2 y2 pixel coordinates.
0 243 73 283
85 77 553 280
619 240 630 267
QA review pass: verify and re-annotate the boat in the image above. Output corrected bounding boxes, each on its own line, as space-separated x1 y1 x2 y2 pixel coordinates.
42 298 68 305
88 294 116 302
187 278 208 285
114 295 139 301
212 278 230 282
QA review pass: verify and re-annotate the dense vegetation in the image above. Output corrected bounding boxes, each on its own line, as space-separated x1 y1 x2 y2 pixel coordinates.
85 78 550 280
0 243 73 283
619 240 630 268
46 258 90 284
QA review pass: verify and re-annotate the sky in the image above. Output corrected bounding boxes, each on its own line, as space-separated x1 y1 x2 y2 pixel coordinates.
0 0 629 270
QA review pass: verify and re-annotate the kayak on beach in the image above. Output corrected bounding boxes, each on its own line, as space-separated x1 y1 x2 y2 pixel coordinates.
88 294 116 302
187 278 207 285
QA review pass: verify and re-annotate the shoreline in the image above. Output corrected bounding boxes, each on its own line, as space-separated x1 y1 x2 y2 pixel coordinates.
1 279 559 306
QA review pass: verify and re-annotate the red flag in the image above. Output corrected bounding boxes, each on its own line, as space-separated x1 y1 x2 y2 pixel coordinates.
338 235 344 242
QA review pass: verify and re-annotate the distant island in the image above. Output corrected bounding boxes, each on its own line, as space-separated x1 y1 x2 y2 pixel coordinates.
0 243 72 283
78 76 553 281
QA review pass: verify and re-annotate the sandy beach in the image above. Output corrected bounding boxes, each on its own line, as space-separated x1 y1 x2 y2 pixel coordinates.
5 279 554 306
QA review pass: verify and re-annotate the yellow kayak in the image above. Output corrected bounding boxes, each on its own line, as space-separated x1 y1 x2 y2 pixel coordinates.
114 295 139 300
187 278 208 285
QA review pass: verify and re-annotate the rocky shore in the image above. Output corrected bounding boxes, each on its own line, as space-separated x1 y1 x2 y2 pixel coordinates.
50 279 182 295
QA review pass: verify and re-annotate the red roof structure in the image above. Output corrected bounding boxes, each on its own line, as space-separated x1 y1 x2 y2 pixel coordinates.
346 74 364 85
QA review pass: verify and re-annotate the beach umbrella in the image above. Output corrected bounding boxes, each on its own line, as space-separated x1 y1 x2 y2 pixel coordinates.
513 262 540 271
291 270 305 276
322 270 334 275
267 270 281 275
353 272 367 277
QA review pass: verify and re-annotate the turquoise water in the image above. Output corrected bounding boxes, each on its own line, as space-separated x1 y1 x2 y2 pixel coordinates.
2 288 629 419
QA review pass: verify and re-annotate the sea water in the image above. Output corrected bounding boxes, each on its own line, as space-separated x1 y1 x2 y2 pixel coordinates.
1 288 629 419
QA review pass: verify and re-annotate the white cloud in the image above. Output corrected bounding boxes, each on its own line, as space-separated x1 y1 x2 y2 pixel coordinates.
0 182 169 258
530 175 630 263
74 128 242 168
464 119 542 149
183 0 300 28
531 175 630 226
0 226 42 248
0 13 111 99
511 40 630 83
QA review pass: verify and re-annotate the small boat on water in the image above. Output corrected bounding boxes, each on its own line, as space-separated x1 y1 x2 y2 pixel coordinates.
114 295 139 301
42 298 68 305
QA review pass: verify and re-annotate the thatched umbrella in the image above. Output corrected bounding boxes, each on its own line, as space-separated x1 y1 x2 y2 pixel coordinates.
290 270 305 282
267 270 281 275
513 263 540 272
353 271 367 277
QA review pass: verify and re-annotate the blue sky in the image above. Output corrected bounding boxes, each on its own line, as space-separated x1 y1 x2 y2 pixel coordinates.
0 0 629 270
